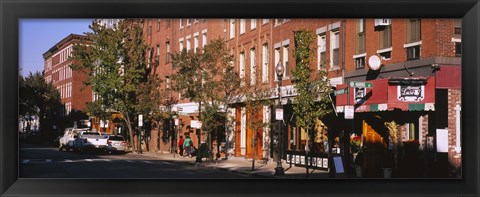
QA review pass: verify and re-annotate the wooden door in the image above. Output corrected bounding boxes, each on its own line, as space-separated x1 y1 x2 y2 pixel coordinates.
235 107 241 156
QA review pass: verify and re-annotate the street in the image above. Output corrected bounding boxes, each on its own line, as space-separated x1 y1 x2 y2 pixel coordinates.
19 143 254 178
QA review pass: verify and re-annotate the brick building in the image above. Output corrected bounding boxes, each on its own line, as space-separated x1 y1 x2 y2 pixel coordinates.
43 34 93 126
141 18 461 177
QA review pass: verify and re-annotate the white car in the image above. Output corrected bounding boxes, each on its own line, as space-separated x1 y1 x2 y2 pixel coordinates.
59 128 88 152
73 131 109 153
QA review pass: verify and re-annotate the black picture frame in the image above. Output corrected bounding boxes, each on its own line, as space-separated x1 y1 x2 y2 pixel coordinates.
1 0 479 196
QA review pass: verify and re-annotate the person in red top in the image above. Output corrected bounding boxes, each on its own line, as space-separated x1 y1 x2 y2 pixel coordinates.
178 136 185 157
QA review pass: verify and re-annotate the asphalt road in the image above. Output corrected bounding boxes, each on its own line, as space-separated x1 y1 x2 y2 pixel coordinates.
19 143 253 179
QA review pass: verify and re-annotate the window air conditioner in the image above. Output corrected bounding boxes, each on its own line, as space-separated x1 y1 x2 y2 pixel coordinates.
374 19 391 26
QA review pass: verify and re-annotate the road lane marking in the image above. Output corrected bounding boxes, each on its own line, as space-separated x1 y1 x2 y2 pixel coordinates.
46 159 52 163
65 159 73 162
126 160 134 163
85 159 93 162
22 160 30 163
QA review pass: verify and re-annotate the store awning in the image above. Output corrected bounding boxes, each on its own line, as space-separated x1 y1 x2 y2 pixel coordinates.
335 77 435 113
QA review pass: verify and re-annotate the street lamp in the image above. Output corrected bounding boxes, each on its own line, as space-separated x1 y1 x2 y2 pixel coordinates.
274 61 285 176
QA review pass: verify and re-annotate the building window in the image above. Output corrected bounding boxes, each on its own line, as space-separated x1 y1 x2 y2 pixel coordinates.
379 25 392 49
274 47 280 81
330 30 340 68
262 19 269 24
179 19 183 29
407 19 421 43
251 19 257 30
166 19 170 28
194 18 199 23
454 19 462 57
317 34 327 70
229 19 235 39
406 45 420 60
155 44 160 63
157 19 161 32
179 38 184 52
240 52 245 85
355 19 366 54
355 57 365 69
262 44 269 83
166 42 170 64
194 34 199 53
202 30 207 49
379 51 391 60
250 48 256 85
186 36 191 51
186 19 191 26
283 44 289 78
240 19 246 34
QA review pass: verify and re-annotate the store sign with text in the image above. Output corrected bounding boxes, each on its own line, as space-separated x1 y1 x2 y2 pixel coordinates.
397 85 425 102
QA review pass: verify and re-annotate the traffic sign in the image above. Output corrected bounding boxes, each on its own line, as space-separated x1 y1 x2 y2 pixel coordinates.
349 81 373 88
334 88 349 96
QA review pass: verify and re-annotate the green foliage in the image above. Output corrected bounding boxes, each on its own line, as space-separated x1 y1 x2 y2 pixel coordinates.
19 71 63 134
292 28 332 133
171 39 240 133
71 19 148 151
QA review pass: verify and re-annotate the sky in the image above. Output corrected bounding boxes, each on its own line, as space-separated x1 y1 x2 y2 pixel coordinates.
19 19 93 77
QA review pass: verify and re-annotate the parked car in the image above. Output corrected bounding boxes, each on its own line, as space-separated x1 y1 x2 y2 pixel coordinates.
73 130 108 153
106 135 127 154
59 128 89 152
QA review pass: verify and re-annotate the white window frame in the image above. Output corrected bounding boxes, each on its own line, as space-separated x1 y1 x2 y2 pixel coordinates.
317 34 327 70
186 36 191 51
193 33 199 53
262 19 269 24
229 19 235 39
262 43 269 83
330 30 340 70
202 29 208 49
274 47 281 82
250 48 256 85
282 44 289 79
251 19 257 30
179 38 184 52
240 52 245 85
179 18 183 29
240 19 246 34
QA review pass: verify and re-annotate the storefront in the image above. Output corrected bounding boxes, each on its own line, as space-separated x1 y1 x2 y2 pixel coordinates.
335 77 436 177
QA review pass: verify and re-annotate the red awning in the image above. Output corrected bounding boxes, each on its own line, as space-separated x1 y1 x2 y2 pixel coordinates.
336 77 435 112
435 66 461 89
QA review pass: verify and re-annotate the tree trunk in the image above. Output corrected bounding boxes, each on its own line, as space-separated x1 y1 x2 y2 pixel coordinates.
124 113 136 153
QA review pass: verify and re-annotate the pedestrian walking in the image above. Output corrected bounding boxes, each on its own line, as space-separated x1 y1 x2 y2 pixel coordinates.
178 136 185 157
183 136 192 158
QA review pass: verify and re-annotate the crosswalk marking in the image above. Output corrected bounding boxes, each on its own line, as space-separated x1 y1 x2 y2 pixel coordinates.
20 159 168 164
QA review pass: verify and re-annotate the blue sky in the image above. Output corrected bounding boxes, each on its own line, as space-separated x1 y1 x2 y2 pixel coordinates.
19 19 93 77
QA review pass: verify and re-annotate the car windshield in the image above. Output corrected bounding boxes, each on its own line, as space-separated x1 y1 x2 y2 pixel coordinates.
108 136 124 141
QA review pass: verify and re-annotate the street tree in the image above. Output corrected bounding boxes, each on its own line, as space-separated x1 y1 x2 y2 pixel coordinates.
171 39 239 161
19 71 63 140
242 74 273 170
71 19 148 153
292 28 333 177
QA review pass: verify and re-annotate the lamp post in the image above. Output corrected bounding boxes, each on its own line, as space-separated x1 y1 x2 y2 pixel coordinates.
274 61 285 176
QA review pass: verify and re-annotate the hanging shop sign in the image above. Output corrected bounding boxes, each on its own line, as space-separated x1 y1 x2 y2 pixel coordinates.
191 120 202 129
354 87 366 104
397 85 425 102
275 108 284 120
344 105 354 119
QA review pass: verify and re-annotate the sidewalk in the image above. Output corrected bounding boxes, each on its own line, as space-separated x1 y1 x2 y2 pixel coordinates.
136 151 330 179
